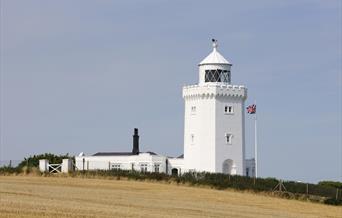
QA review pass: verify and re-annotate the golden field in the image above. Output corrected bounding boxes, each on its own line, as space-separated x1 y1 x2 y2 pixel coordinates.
0 176 341 218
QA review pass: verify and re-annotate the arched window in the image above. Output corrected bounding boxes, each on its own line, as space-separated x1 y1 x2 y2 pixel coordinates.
171 168 178 176
205 69 230 83
222 159 234 174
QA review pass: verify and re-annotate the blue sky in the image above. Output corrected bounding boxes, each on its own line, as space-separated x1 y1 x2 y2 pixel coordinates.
1 0 341 183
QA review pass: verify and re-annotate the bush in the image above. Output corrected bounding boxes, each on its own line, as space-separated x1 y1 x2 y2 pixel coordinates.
324 198 342 205
17 153 73 169
0 166 21 174
318 181 342 189
0 153 73 175
71 169 172 182
78 170 336 203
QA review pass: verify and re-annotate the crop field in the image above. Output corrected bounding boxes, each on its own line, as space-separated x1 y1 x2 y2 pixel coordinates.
0 176 341 218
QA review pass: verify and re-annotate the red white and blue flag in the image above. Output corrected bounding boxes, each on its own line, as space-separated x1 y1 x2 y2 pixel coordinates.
247 104 256 114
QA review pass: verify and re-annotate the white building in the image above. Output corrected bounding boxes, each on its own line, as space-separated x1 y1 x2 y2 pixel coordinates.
74 40 255 177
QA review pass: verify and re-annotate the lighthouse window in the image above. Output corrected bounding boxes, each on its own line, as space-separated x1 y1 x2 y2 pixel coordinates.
191 134 195 144
225 133 232 144
225 106 233 114
205 69 230 83
191 106 196 114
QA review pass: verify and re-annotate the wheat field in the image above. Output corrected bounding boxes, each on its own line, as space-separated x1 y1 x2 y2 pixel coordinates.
0 176 341 218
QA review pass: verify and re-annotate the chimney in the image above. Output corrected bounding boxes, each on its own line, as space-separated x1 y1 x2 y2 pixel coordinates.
132 128 139 155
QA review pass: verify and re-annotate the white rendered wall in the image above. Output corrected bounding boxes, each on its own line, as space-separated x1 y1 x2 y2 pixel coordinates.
215 96 245 175
183 84 247 175
39 159 49 172
75 153 169 173
183 94 216 172
168 158 185 175
62 159 73 173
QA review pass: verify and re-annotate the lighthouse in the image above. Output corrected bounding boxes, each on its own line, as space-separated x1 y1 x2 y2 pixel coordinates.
73 40 254 177
183 39 248 175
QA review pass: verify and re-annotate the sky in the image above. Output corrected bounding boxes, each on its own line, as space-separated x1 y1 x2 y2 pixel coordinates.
0 0 341 183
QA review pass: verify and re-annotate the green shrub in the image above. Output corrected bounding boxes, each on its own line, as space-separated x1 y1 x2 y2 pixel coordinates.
17 153 73 169
0 153 73 174
318 181 342 189
324 198 342 205
0 166 21 174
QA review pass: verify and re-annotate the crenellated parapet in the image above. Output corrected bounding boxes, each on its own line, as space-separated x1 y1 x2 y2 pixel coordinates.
182 84 247 100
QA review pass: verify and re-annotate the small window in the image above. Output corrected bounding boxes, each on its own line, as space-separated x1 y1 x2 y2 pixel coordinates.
224 106 233 114
191 134 195 144
225 133 232 144
154 164 160 173
140 163 148 173
111 163 121 170
191 106 196 114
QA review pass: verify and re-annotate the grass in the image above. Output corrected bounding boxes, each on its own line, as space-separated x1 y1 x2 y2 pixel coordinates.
0 175 341 218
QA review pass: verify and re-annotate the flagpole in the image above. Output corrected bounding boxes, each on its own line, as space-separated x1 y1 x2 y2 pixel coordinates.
254 100 258 178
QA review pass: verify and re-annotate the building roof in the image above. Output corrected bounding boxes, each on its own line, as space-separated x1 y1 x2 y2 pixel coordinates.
199 40 231 66
93 152 133 156
92 151 158 156
145 151 158 155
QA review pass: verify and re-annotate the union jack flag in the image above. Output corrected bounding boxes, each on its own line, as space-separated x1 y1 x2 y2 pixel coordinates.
247 104 256 114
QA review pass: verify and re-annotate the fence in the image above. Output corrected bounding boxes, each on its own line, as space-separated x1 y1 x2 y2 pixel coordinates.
283 181 341 200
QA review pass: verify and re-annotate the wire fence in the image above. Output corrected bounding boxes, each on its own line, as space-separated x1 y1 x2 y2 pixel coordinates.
70 161 342 202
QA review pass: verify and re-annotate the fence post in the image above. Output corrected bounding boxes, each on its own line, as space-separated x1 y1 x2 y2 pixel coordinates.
62 159 73 173
336 188 339 200
39 159 49 172
306 183 309 196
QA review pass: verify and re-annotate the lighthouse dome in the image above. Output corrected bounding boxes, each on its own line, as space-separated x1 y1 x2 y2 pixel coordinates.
198 39 232 85
199 40 231 66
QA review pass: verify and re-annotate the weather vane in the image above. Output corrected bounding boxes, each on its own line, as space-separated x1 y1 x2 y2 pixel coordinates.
212 38 218 50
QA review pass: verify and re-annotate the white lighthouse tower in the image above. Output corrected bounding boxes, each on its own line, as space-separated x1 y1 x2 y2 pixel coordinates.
183 39 247 175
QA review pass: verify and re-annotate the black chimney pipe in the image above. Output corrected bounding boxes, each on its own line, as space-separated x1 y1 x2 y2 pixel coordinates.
132 128 139 155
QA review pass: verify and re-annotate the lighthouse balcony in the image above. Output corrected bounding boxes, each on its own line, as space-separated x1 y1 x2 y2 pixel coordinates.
182 84 247 99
